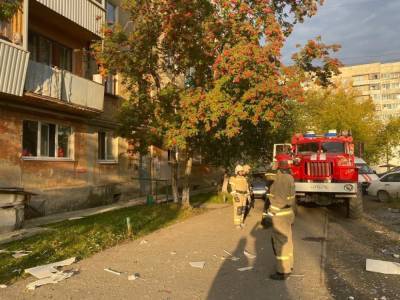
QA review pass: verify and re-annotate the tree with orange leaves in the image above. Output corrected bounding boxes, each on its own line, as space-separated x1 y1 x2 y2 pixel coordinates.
92 0 341 207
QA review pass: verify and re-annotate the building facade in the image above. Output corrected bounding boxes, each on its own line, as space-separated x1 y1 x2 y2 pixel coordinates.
338 61 400 121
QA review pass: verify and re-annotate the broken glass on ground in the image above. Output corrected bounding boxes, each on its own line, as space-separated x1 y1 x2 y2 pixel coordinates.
223 250 240 261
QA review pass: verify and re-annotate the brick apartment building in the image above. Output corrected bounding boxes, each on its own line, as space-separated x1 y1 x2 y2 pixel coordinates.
0 0 220 217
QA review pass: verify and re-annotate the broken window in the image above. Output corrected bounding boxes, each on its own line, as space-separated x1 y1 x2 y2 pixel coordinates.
98 131 117 161
22 120 72 159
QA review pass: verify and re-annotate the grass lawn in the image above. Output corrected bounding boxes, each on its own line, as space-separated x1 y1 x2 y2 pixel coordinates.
0 192 230 285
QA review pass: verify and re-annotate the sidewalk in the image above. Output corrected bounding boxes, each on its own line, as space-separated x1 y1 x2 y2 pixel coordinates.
0 200 331 300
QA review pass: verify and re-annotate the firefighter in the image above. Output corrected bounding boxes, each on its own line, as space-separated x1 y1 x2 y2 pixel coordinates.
268 160 296 280
229 165 249 228
242 164 254 213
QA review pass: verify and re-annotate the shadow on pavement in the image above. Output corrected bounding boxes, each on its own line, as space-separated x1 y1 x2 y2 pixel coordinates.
207 207 293 300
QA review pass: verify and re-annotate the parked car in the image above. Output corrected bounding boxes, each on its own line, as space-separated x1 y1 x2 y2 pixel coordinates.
366 171 400 201
378 166 400 178
355 157 379 194
249 173 269 201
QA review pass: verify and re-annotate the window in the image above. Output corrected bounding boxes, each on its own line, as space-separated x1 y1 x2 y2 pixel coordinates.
356 163 374 175
28 31 72 71
321 142 345 153
381 173 400 183
297 143 319 153
369 73 380 80
371 94 381 101
105 74 117 95
98 131 117 161
106 1 117 25
22 120 73 159
369 84 380 90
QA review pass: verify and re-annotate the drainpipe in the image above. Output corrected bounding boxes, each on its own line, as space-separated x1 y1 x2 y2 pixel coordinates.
22 0 29 51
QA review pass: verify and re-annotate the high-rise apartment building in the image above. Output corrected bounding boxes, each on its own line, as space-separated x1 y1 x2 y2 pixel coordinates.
337 61 400 121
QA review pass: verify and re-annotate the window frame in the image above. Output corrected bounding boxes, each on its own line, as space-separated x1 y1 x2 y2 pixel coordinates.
97 131 118 163
21 120 74 161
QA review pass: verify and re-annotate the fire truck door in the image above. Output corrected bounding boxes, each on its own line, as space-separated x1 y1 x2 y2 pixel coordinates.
273 144 293 161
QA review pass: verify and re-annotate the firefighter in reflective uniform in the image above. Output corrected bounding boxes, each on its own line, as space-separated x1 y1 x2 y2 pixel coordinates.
268 160 296 280
242 164 253 213
229 165 249 228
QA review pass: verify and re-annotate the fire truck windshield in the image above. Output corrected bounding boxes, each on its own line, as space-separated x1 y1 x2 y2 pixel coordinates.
321 142 345 153
297 142 345 154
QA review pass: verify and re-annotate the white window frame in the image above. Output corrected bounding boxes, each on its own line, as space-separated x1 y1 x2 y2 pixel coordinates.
97 131 118 163
22 120 75 161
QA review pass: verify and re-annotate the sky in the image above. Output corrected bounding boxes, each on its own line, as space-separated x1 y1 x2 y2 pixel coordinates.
282 0 400 66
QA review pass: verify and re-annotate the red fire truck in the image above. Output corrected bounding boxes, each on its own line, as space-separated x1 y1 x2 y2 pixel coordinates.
273 130 363 218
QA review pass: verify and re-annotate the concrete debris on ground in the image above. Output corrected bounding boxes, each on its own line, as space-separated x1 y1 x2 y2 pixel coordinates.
348 296 354 300
366 259 400 275
0 284 7 289
237 266 253 272
24 258 76 290
128 273 141 281
104 268 122 276
170 251 177 255
27 271 75 290
12 251 32 259
139 240 148 245
388 208 400 213
189 261 205 269
393 254 400 259
243 250 256 259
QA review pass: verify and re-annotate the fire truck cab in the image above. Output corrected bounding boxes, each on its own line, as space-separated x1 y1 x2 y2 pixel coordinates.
273 130 363 218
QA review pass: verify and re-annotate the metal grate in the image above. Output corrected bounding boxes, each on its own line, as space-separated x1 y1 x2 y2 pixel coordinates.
306 162 332 177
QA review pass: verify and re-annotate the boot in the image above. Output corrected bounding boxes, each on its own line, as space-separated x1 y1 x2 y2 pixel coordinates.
270 272 291 280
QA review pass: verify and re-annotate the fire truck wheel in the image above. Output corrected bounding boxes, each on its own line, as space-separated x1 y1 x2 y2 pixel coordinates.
348 192 363 219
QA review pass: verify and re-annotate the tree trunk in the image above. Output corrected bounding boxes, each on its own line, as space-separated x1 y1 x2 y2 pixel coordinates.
171 157 179 203
221 171 229 193
181 155 193 208
221 171 230 203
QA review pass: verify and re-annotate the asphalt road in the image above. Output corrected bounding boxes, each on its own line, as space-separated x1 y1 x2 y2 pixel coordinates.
0 200 333 300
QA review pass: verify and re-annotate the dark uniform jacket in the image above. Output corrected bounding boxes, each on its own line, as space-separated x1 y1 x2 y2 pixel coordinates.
269 171 295 209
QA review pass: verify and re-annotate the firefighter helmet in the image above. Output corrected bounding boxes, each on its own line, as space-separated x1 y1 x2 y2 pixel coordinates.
235 165 244 174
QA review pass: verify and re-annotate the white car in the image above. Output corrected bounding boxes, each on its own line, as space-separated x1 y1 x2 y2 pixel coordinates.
355 157 379 194
366 171 400 201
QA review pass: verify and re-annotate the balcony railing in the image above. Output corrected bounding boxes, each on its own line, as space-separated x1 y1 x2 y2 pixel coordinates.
25 60 104 111
34 0 105 36
0 40 30 96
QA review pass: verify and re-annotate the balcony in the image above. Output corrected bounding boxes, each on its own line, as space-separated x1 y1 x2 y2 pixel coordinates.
0 40 30 96
24 60 104 111
34 0 105 37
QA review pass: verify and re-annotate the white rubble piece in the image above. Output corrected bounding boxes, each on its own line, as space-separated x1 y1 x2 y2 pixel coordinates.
237 266 253 272
104 268 122 276
189 261 206 269
128 273 141 281
366 259 400 275
139 240 148 245
223 249 240 261
243 250 256 259
26 271 75 290
12 250 32 259
170 251 177 255
0 284 7 289
25 257 76 279
393 254 400 259
0 249 9 254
